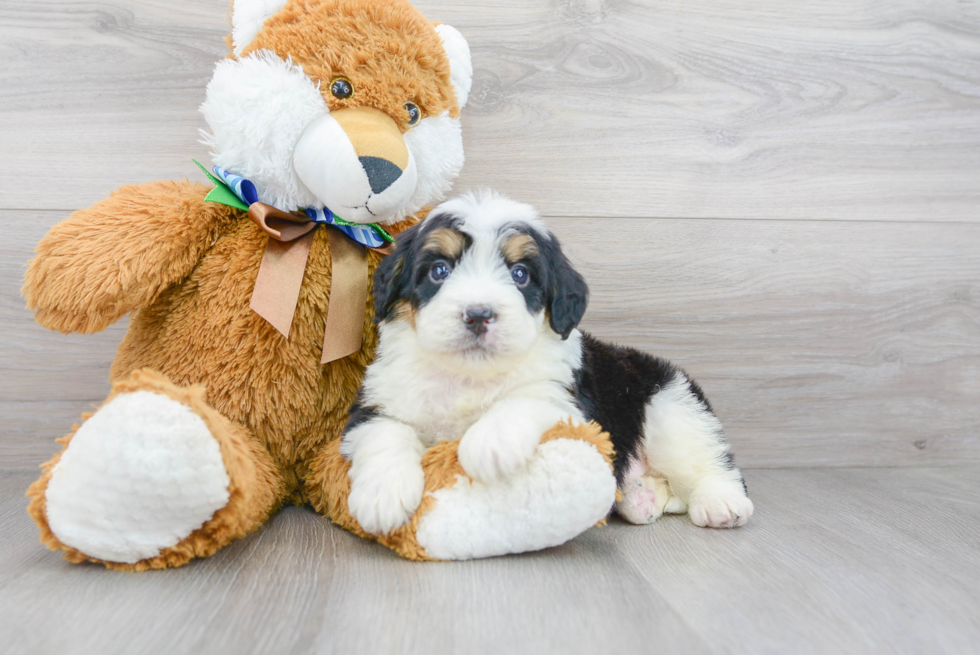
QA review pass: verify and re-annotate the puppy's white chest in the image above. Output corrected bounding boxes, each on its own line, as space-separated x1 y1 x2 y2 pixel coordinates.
451 392 486 418
412 383 495 446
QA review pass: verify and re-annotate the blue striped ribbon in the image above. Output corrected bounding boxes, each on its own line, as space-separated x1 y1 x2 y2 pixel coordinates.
212 166 390 249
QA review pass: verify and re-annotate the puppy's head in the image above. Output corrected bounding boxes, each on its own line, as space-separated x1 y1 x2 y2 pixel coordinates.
374 191 588 366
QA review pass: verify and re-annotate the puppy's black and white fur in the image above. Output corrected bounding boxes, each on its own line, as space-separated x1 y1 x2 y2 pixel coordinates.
342 191 753 535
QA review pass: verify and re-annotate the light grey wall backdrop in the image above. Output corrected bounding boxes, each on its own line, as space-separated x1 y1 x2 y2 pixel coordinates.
2 0 978 469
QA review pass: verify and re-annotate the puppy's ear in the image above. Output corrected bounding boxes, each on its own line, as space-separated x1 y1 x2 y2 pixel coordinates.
544 236 589 339
373 225 420 322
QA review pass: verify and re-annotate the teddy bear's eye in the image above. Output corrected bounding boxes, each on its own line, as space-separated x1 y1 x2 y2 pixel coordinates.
405 102 421 126
330 77 353 99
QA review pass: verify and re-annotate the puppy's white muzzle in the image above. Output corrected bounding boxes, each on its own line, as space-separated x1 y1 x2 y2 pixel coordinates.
293 107 418 224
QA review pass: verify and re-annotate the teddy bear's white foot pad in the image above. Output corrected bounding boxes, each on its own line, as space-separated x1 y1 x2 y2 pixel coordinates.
45 391 231 564
416 438 617 560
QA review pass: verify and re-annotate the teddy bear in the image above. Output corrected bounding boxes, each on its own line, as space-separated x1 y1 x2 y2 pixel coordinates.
22 0 617 569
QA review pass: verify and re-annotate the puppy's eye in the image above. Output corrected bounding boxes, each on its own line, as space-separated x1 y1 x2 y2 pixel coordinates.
511 264 530 287
405 102 421 126
429 261 452 283
330 77 353 99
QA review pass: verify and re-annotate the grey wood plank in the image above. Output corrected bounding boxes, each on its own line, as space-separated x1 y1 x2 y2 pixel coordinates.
2 468 978 654
2 1 979 221
0 470 709 655
608 467 980 654
0 402 104 469
0 0 228 209
550 216 980 468
4 210 978 469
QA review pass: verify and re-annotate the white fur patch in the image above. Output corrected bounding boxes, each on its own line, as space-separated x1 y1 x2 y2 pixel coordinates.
411 235 546 362
417 438 616 560
201 53 464 224
293 113 420 224
641 375 752 527
688 478 754 528
431 190 552 240
401 113 465 221
200 50 326 211
45 391 231 564
363 321 583 447
231 0 289 56
435 24 473 109
457 396 582 483
343 418 426 535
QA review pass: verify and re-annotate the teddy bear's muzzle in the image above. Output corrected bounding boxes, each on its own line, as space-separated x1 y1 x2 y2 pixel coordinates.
292 107 418 224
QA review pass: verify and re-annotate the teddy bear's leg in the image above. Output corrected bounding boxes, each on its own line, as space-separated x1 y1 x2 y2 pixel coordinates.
308 421 618 561
26 369 284 571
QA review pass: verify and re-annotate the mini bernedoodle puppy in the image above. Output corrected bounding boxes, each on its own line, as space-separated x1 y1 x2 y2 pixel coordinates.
342 191 753 535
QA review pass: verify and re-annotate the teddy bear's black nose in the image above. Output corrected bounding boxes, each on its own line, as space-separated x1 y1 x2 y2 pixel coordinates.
359 156 403 194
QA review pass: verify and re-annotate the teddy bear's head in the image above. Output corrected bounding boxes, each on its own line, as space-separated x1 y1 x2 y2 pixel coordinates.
200 0 472 225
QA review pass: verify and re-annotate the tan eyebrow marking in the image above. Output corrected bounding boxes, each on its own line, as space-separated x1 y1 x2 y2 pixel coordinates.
501 233 539 264
393 299 417 327
421 228 468 260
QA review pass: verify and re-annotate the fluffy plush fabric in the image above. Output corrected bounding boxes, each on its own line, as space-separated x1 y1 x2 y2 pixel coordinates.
23 179 415 569
23 0 616 568
307 421 616 561
416 431 617 560
206 0 469 222
232 0 290 56
401 113 465 228
101 183 412 499
22 181 237 335
27 369 282 571
243 0 459 123
45 389 231 564
201 50 327 211
434 25 472 109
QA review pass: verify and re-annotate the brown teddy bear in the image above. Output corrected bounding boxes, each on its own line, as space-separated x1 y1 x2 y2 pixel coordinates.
22 0 617 569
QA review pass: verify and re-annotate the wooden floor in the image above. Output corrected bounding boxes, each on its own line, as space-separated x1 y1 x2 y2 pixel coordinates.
2 1 979 653
2 0 978 469
2 467 979 654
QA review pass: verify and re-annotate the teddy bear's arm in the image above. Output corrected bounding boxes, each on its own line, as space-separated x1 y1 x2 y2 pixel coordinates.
23 180 238 334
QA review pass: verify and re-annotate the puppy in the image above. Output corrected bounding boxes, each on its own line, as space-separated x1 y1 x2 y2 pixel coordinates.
342 191 753 535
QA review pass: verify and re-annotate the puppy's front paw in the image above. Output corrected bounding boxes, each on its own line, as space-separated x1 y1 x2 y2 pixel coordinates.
348 459 424 535
458 414 540 484
688 479 754 528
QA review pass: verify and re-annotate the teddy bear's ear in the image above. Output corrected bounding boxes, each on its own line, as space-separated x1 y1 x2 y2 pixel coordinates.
435 24 473 109
231 0 289 56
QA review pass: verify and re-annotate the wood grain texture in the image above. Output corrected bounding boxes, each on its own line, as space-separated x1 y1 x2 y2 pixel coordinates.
1 467 978 654
611 466 980 654
1 0 979 220
4 210 978 469
552 216 980 468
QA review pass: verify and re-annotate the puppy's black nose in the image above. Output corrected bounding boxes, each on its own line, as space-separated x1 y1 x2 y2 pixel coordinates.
463 305 496 335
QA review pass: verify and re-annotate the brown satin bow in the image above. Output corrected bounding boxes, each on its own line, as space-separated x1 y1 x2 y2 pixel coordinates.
248 203 392 364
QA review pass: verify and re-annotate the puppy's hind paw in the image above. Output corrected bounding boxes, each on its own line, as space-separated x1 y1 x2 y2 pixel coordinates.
688 479 753 528
617 475 672 525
